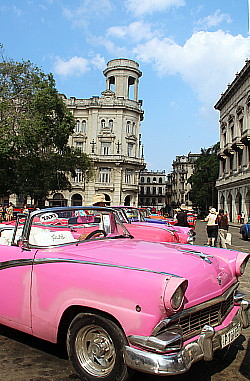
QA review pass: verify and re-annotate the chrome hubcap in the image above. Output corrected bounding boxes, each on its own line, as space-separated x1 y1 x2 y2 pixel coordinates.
75 324 116 376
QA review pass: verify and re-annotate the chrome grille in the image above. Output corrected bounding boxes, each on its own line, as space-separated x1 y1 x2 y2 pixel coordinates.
178 292 234 340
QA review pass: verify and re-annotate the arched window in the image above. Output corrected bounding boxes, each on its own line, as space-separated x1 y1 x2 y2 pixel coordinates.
153 177 156 182
82 120 86 132
147 177 150 183
141 177 144 183
76 120 80 133
109 120 113 130
126 121 131 134
159 178 162 184
101 119 105 129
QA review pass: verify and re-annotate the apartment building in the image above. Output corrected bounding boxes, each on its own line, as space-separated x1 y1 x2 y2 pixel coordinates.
215 59 250 222
170 153 200 207
138 170 166 211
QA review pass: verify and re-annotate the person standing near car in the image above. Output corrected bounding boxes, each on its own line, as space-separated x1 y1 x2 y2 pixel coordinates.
217 209 229 248
204 207 218 247
186 206 196 230
5 202 14 222
176 204 189 227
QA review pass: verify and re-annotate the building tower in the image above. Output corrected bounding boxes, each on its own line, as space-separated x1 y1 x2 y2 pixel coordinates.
52 59 145 207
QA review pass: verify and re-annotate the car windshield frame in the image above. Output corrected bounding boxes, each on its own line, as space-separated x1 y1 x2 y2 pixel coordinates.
10 206 133 248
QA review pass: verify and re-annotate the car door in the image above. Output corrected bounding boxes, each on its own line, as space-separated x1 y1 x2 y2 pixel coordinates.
0 241 36 334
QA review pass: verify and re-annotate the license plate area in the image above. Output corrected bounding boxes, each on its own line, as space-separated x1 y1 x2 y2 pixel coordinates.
221 323 241 348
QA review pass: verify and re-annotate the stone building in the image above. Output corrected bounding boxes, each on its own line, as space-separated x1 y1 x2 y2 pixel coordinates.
138 170 166 211
170 153 200 207
50 59 145 207
215 59 250 222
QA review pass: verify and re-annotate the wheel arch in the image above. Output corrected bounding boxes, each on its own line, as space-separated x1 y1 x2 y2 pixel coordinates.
57 305 126 349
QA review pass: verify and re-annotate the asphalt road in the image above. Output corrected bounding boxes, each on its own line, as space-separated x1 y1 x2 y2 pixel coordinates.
0 220 249 380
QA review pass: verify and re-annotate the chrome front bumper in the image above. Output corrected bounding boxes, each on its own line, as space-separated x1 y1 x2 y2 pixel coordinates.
124 300 249 376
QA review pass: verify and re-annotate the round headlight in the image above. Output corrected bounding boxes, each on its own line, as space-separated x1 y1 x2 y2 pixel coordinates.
240 258 249 275
171 286 185 310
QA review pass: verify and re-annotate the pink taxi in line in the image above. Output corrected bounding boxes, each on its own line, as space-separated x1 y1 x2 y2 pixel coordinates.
113 206 195 244
0 206 249 381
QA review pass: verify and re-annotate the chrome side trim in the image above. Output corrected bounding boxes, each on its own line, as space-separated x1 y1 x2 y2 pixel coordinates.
152 282 239 336
0 257 182 278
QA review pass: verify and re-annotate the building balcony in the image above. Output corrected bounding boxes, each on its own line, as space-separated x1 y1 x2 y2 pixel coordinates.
223 143 234 156
241 130 250 146
231 136 244 151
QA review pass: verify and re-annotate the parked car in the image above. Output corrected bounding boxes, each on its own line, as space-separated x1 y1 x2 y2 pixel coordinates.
240 219 250 240
0 206 249 381
113 206 195 244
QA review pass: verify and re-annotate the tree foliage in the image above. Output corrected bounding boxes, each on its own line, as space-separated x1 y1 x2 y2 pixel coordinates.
188 142 220 211
0 46 93 202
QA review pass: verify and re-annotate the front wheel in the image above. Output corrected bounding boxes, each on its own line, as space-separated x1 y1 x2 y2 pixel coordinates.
67 313 131 381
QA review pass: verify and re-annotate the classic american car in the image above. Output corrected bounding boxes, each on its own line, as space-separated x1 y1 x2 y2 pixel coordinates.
113 206 195 244
0 206 249 381
240 219 250 240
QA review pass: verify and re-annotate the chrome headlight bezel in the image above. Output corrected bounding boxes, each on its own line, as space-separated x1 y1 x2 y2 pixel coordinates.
164 277 188 313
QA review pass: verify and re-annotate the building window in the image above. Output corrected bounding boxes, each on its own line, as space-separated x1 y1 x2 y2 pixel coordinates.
109 119 113 130
74 169 84 183
238 150 243 167
158 187 162 195
158 198 162 204
147 177 150 183
132 122 135 135
153 177 156 183
99 168 110 183
146 187 150 195
127 143 133 157
82 120 86 132
125 170 132 184
102 143 111 155
141 177 144 183
140 186 144 195
159 178 162 184
101 119 105 129
76 142 83 152
153 187 156 195
126 121 131 134
75 120 81 133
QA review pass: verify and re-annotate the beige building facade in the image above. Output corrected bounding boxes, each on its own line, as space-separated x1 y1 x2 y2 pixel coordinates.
50 59 145 207
215 59 250 223
170 153 200 207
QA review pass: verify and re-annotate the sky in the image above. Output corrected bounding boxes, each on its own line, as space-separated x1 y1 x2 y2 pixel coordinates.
1 0 250 173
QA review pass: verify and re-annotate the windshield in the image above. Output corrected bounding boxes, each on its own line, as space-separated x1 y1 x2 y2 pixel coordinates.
1 207 132 248
122 207 144 222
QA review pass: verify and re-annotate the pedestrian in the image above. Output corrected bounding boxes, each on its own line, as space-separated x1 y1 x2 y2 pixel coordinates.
217 209 229 248
204 207 218 247
5 202 14 222
186 206 197 229
237 214 241 223
176 204 189 227
0 204 4 222
240 211 245 224
22 204 29 215
91 193 106 207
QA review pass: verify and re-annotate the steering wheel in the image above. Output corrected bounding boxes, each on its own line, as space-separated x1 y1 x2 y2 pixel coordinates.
84 229 107 240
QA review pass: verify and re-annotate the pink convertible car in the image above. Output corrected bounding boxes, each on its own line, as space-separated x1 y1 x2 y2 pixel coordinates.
113 206 195 244
0 206 249 381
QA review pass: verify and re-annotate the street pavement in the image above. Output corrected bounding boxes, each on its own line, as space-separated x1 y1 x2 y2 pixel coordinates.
0 220 249 380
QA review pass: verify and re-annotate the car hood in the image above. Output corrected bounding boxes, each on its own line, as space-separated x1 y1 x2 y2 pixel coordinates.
43 239 238 309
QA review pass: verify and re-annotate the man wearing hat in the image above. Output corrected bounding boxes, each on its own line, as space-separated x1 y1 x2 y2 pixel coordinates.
186 206 196 230
176 204 189 227
92 194 106 207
